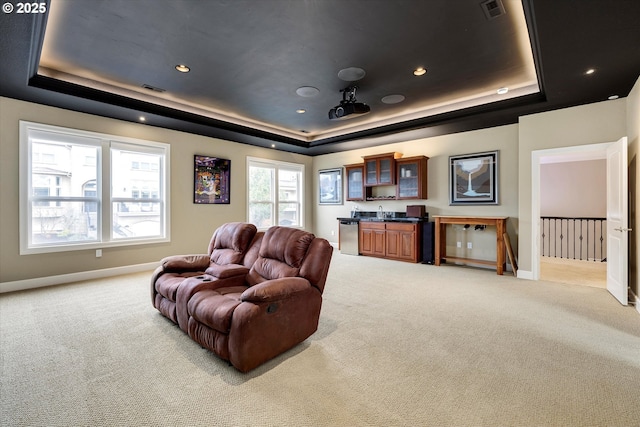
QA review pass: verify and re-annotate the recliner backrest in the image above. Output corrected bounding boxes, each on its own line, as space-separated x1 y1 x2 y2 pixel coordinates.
246 226 314 286
243 231 264 269
299 238 333 294
207 222 258 265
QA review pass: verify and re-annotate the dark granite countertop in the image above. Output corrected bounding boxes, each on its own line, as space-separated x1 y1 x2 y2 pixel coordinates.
337 211 428 223
359 217 425 223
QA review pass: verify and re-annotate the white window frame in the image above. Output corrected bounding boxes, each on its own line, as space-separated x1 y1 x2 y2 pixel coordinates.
247 156 304 230
19 121 170 254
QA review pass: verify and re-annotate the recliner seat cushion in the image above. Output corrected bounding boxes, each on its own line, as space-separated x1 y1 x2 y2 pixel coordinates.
155 271 204 301
188 286 247 333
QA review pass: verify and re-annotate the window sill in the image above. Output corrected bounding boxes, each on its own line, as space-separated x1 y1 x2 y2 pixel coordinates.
20 236 170 255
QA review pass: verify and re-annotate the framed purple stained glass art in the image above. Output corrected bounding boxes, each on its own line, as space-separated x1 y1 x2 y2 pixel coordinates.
194 155 230 204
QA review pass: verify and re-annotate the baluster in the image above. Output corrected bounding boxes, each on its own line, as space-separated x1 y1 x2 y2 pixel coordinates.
542 218 546 256
560 218 564 258
592 219 595 261
552 218 555 257
579 219 584 260
600 219 604 261
572 219 576 260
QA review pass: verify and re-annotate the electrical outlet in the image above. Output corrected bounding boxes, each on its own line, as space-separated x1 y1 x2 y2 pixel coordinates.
330 230 335 236
467 242 472 249
96 249 102 258
456 241 461 248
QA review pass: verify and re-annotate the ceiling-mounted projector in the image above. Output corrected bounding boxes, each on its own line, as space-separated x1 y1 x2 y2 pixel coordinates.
328 86 370 120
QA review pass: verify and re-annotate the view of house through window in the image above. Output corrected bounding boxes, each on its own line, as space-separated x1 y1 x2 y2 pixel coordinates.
111 144 163 239
247 157 303 229
20 122 169 253
29 136 100 245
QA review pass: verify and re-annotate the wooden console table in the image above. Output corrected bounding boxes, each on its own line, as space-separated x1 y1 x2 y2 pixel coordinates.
433 216 508 275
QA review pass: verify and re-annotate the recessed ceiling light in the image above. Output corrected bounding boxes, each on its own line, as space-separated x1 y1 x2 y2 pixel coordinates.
497 87 509 95
175 64 190 73
139 116 146 122
381 94 405 104
585 68 595 75
296 86 319 97
271 144 276 148
413 67 427 76
337 67 366 82
608 95 619 100
296 109 306 114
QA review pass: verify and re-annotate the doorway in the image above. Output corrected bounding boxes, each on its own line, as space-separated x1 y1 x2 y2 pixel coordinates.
532 143 610 288
538 157 607 288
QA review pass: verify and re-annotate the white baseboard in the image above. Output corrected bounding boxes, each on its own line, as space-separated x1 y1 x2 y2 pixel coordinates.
517 270 534 280
0 262 158 294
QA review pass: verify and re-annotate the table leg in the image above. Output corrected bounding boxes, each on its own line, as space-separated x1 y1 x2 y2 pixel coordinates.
496 219 506 275
435 218 443 266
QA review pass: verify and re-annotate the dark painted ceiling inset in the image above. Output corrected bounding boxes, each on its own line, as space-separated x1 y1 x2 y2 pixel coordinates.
38 0 537 142
0 0 639 155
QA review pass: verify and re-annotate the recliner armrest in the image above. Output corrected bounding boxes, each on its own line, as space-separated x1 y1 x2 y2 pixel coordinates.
205 263 250 279
161 254 210 272
240 277 311 303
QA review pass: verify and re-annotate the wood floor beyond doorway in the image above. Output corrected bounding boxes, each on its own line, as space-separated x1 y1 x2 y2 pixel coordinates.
540 256 606 288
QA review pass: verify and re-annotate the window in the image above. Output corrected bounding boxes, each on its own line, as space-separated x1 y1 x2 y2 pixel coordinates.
247 157 304 229
20 121 170 254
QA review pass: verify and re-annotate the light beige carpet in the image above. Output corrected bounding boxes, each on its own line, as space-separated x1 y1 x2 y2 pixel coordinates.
1 251 639 426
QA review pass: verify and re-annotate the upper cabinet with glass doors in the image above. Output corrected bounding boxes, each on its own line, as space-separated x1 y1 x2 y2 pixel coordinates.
345 163 365 201
396 156 429 199
344 152 428 201
364 153 402 186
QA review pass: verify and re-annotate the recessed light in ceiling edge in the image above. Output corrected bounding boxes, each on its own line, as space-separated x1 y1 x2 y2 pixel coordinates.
175 64 191 73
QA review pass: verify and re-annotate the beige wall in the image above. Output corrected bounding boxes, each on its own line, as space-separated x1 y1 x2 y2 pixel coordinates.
626 76 640 307
540 160 606 218
517 98 627 275
2 77 638 290
0 97 313 284
312 125 520 262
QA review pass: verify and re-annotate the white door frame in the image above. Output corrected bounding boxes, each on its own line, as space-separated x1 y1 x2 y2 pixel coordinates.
531 143 610 281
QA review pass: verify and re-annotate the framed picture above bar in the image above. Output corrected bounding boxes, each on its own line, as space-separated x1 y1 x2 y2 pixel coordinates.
194 155 231 204
449 150 498 205
318 168 343 205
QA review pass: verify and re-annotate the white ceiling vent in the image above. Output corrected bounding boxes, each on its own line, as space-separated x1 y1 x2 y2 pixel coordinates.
480 0 506 20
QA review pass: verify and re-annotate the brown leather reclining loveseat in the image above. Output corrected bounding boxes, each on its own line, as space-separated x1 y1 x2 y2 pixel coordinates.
151 222 333 372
